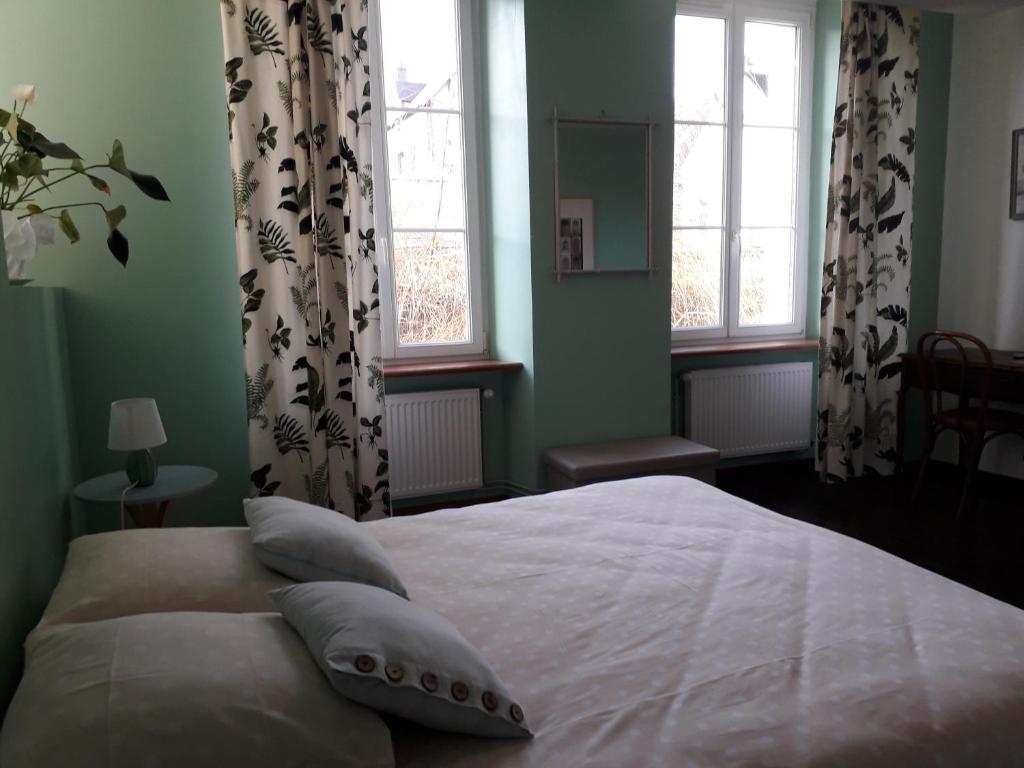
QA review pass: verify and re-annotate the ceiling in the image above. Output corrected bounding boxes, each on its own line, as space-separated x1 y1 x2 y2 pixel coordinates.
893 0 1024 12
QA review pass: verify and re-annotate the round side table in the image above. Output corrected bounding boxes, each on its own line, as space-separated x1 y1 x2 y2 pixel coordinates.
74 465 218 528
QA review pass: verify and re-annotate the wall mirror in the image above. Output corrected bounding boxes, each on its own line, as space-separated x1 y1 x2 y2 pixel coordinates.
553 113 653 278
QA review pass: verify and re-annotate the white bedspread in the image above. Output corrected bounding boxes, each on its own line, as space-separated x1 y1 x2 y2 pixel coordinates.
367 477 1024 767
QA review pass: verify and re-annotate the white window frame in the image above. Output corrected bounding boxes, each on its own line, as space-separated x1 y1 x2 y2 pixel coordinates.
369 0 488 361
672 0 814 345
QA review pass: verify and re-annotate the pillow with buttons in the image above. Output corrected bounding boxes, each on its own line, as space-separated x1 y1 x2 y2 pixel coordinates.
272 581 531 739
244 496 408 598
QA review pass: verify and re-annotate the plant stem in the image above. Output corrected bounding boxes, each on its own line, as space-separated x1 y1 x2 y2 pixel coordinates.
17 201 107 219
11 164 108 207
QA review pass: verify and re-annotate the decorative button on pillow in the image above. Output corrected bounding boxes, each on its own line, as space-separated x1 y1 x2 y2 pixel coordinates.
272 582 532 739
244 497 408 598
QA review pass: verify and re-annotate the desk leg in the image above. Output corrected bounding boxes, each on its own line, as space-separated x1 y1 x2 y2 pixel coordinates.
127 500 171 528
896 383 907 475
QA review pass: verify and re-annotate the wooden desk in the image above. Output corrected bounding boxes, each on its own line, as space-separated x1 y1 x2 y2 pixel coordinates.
896 349 1024 468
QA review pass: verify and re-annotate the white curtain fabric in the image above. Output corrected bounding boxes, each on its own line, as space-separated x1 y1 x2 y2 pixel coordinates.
221 0 389 519
817 2 920 481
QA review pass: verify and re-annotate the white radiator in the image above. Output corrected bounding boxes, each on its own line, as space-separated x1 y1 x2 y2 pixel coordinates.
682 363 813 458
384 388 483 499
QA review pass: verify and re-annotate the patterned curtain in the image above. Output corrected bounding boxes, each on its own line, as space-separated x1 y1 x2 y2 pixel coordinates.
220 0 390 519
817 2 920 481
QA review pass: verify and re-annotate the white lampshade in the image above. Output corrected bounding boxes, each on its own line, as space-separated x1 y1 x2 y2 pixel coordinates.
108 398 167 451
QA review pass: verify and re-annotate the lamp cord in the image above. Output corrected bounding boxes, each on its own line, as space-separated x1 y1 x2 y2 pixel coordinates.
119 481 139 531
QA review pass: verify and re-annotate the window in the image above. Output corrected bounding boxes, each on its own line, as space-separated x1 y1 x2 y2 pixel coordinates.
672 2 813 342
370 0 485 359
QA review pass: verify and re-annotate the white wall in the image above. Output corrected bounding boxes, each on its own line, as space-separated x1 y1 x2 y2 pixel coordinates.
937 5 1024 478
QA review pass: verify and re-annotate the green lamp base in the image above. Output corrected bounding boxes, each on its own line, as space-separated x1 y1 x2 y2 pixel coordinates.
126 449 159 487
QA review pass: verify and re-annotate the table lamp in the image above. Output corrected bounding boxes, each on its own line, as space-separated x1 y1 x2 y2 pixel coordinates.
108 398 167 487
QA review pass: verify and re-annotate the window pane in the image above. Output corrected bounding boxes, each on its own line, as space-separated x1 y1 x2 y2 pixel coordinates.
380 0 461 110
393 232 469 344
743 21 798 128
674 16 726 123
673 125 725 227
739 228 794 326
741 126 795 227
386 110 466 230
672 229 723 329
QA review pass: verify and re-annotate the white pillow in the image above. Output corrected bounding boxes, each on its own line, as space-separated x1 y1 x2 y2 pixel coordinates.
3 612 394 768
245 496 408 598
273 582 532 739
39 527 292 626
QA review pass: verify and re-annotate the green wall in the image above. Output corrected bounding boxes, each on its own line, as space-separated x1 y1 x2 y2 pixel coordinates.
2 0 250 530
480 0 537 492
909 11 953 347
905 11 954 459
0 257 75 711
523 0 675 487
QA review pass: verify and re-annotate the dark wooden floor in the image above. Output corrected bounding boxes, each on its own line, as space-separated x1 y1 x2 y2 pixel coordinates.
718 460 1024 610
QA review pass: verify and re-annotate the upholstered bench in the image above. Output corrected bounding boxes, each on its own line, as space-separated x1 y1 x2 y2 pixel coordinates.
543 436 720 490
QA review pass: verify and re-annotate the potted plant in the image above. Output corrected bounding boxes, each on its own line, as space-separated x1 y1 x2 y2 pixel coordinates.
1 84 169 282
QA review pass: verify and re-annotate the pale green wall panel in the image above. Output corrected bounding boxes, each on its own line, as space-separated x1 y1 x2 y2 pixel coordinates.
523 0 675 487
905 11 954 459
808 0 843 338
0 262 75 711
1 0 250 528
480 0 537 490
910 11 953 345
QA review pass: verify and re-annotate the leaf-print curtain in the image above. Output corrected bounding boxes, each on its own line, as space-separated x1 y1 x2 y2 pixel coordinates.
220 0 389 519
817 2 920 481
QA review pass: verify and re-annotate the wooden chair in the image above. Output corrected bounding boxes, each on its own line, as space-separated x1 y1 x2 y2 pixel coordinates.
912 331 1024 518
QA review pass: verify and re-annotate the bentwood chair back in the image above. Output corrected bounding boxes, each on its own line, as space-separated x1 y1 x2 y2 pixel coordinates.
912 331 994 518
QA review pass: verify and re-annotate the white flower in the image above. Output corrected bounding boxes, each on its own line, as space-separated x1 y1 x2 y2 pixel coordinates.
11 84 36 104
2 209 38 281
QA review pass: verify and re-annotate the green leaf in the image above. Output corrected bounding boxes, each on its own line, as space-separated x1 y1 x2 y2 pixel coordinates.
58 209 80 243
71 158 85 172
127 170 169 201
109 139 128 174
12 152 44 178
0 166 19 190
107 228 129 267
87 174 111 195
108 139 170 201
4 110 20 141
25 204 43 215
104 204 127 231
28 130 80 160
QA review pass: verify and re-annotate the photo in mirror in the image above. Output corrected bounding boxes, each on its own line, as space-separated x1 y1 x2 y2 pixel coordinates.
558 198 595 271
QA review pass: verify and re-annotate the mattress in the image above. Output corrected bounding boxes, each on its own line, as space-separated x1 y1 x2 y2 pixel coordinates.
365 477 1024 767
15 476 1024 766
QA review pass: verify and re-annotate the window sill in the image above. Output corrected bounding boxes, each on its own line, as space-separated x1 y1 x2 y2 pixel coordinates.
383 359 524 379
671 339 819 358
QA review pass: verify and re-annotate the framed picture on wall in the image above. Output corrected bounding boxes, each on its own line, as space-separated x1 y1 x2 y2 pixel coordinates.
558 198 595 272
1012 128 1024 221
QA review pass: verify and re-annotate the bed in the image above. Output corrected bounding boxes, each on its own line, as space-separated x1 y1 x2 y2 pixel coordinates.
5 476 1024 766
